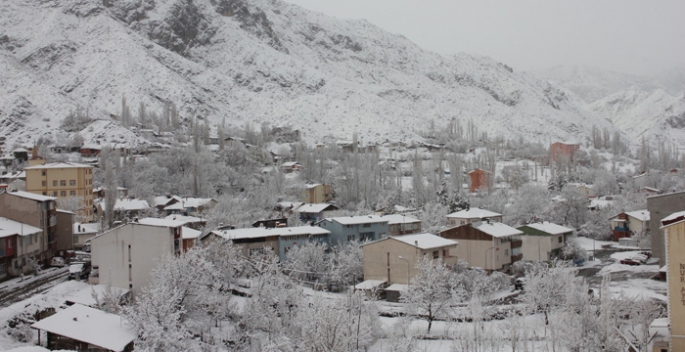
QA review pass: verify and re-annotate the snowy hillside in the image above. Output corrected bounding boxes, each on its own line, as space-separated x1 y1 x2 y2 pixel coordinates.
588 88 685 144
0 0 620 147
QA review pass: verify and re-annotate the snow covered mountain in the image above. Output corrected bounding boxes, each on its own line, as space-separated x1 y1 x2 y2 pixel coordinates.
588 88 685 144
0 0 621 148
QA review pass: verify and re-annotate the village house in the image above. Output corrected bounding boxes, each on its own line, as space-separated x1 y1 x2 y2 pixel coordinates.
0 170 25 184
164 197 217 216
550 141 580 162
206 225 331 261
381 214 422 236
446 207 503 227
302 183 334 203
516 222 573 261
0 217 43 280
72 222 100 250
571 183 597 198
468 168 492 193
24 162 95 221
31 303 135 352
280 161 303 173
0 191 58 268
361 233 458 286
96 198 151 223
440 221 523 272
164 214 207 230
90 218 184 295
275 201 305 216
79 143 102 157
295 203 340 223
316 216 389 247
608 210 650 241
251 218 288 228
152 194 181 213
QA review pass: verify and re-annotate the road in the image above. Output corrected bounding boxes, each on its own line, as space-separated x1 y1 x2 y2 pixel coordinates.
576 248 657 287
0 267 69 308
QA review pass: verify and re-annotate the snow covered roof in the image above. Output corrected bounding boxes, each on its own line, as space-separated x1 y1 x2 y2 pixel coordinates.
212 226 330 240
473 222 523 238
182 226 202 240
164 197 215 210
381 214 421 225
63 285 129 308
152 195 180 207
24 162 92 170
393 233 458 250
31 304 135 352
1 171 25 179
327 215 388 225
625 210 650 222
659 265 667 273
305 183 322 189
165 214 206 225
354 279 386 290
57 209 76 215
446 207 502 219
0 217 42 238
5 190 56 202
295 203 338 213
136 218 186 228
523 222 574 235
282 161 301 167
99 198 150 211
73 222 100 235
661 211 685 225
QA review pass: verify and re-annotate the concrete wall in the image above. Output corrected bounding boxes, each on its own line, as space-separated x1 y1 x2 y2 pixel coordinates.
648 191 685 266
664 221 685 351
91 224 177 296
452 238 511 271
362 238 458 285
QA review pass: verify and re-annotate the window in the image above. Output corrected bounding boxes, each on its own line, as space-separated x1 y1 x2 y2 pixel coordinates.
504 249 509 256
41 181 46 187
387 252 390 266
52 180 57 187
558 236 562 243
249 248 265 256
8 240 12 249
433 251 439 259
362 223 371 228
347 234 356 242
60 180 66 186
41 171 46 176
42 192 46 195
460 220 466 225
70 191 76 196
69 180 75 186
443 249 448 257
53 191 58 196
60 191 66 197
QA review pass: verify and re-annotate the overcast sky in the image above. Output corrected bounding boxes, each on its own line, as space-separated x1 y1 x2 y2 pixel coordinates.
284 0 685 76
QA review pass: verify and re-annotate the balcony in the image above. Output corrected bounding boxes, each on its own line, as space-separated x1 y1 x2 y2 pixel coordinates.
510 240 522 249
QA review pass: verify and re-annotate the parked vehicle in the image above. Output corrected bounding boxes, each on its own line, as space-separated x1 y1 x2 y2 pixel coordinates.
68 262 91 280
620 258 641 266
50 257 65 268
639 251 652 259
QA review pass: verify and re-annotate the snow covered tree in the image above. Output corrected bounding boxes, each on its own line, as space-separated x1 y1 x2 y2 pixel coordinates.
401 256 459 333
283 241 330 284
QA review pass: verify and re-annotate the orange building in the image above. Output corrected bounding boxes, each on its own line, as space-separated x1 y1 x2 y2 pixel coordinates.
468 168 492 193
550 142 580 162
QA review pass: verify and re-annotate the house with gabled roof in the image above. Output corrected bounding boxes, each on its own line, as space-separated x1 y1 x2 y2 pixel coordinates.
440 220 523 272
446 207 502 227
361 233 458 287
517 222 574 261
608 210 650 241
381 214 422 236
295 203 339 222
164 197 217 216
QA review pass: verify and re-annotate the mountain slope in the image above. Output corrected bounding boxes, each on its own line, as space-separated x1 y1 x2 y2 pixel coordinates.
0 0 620 148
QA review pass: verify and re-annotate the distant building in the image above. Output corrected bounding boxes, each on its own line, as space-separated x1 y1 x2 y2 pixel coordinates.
440 221 523 272
24 162 94 221
446 207 502 227
0 217 44 280
96 198 151 223
281 161 303 173
302 183 334 203
164 197 217 216
467 169 492 193
317 216 389 247
381 214 422 236
550 141 580 162
516 222 573 261
295 203 339 223
207 226 331 261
